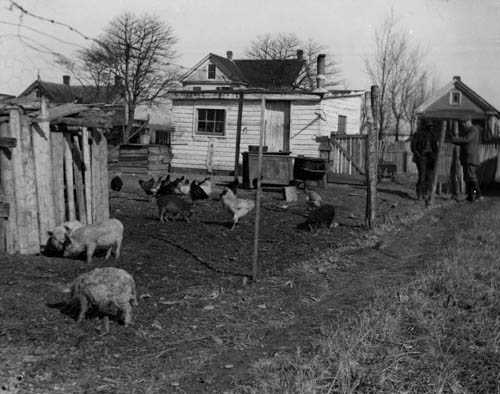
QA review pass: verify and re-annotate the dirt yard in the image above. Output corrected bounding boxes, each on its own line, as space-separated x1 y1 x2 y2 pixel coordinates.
0 173 492 394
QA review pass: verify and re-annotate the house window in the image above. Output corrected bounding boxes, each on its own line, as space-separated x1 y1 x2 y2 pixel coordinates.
208 64 216 80
197 108 225 135
338 115 347 134
450 91 461 105
193 86 202 91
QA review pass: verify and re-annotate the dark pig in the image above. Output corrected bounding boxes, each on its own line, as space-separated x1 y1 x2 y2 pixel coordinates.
303 204 336 231
157 195 193 222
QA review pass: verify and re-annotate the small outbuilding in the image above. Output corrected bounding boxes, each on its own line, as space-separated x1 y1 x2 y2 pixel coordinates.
168 51 365 177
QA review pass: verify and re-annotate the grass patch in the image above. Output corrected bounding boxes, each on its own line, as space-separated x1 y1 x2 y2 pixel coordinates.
236 205 500 394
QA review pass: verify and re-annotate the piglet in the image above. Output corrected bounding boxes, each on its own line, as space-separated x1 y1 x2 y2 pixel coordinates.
157 195 193 223
63 218 123 264
70 267 138 332
46 220 83 252
303 204 336 231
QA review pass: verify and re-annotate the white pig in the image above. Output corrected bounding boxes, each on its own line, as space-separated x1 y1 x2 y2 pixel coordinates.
63 218 123 264
70 267 137 332
47 220 82 252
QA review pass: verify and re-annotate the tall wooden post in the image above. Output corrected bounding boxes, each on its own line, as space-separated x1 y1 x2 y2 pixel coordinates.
252 95 265 282
365 86 379 230
233 92 244 182
81 127 92 224
33 95 56 245
428 120 447 207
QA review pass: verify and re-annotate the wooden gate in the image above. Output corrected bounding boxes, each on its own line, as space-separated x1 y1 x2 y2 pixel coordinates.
326 135 367 184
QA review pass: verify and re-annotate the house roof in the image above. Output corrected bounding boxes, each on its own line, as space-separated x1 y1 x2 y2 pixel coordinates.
181 53 305 89
17 80 122 104
233 59 305 89
417 76 500 119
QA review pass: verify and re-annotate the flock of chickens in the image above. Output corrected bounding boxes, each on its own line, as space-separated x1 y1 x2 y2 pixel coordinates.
111 174 255 230
110 174 336 231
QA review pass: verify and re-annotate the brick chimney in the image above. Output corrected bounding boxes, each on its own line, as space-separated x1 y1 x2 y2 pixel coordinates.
63 75 70 86
453 75 461 82
296 49 304 60
226 51 233 60
315 54 327 92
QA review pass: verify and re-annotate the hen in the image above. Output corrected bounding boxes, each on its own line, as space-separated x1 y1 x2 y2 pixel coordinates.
190 179 209 200
304 188 323 208
138 177 155 195
220 187 255 230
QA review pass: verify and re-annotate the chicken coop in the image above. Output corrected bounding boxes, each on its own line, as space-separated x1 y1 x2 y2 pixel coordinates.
0 99 112 255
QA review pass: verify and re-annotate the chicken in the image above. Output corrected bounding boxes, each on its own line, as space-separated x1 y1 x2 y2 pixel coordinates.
220 187 255 230
149 176 164 195
139 176 164 196
156 176 184 197
305 188 323 208
197 177 212 197
190 179 209 200
138 177 155 195
177 178 191 196
110 176 123 192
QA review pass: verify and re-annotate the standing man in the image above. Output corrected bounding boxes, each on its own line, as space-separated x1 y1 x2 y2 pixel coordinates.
411 119 439 201
451 115 483 202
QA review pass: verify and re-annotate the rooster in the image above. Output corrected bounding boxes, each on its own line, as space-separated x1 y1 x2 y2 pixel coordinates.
220 187 255 230
226 178 239 195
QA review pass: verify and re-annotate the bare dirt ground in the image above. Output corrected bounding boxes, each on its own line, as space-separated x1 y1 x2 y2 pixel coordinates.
0 173 494 394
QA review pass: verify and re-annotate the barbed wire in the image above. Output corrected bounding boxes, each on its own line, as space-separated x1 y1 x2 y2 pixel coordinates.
0 0 196 94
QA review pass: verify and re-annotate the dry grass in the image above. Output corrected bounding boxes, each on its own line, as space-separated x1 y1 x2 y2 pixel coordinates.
236 203 500 394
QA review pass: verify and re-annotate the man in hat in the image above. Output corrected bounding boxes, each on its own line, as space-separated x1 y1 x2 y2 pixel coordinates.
451 115 483 202
411 119 439 201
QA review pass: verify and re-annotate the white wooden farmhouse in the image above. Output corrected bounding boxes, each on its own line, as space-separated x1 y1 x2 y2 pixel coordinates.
168 51 365 175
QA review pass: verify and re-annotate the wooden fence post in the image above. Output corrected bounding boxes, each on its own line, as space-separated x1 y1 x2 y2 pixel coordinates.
82 127 92 224
33 95 56 245
252 95 266 282
365 86 379 229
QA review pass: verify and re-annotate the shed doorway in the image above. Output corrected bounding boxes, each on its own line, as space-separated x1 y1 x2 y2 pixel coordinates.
265 101 290 152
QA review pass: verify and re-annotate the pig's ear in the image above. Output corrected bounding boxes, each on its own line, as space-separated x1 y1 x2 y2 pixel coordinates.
64 225 72 233
47 231 53 236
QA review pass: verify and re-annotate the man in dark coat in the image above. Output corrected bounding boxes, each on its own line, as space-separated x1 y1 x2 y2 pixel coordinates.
411 119 439 201
451 115 483 202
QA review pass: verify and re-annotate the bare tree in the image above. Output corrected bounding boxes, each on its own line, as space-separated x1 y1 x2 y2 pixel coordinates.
246 33 343 90
364 11 433 140
80 12 179 142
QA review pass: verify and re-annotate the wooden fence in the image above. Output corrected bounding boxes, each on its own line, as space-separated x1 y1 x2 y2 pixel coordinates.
0 104 110 254
327 134 500 186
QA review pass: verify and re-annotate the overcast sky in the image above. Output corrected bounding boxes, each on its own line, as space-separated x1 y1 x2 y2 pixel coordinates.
1 0 499 107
